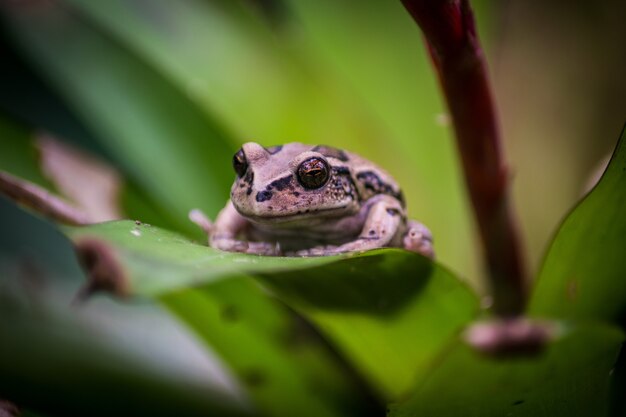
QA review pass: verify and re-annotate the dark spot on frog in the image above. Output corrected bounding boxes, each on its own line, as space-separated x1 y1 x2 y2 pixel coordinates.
221 305 239 322
397 190 406 206
239 183 245 188
357 171 405 206
312 145 349 162
333 166 351 176
512 400 525 406
268 206 273 211
246 187 253 195
292 191 300 197
256 190 273 202
268 175 293 191
266 145 283 154
368 230 376 236
386 207 400 216
244 369 267 387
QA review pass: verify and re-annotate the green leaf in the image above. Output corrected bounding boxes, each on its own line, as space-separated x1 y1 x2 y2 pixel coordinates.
0 197 250 417
0 2 235 237
389 323 624 417
258 254 479 398
0 115 51 189
0 304 251 417
59 0 380 147
162 277 379 417
65 220 479 400
65 221 377 417
528 127 626 321
65 220 339 296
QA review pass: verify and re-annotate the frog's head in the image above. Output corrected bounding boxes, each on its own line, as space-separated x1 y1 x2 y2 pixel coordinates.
229 142 360 224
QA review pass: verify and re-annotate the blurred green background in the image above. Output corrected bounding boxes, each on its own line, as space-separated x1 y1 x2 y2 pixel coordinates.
0 0 624 290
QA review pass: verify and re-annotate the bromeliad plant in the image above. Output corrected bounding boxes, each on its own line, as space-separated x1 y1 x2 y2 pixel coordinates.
0 1 624 417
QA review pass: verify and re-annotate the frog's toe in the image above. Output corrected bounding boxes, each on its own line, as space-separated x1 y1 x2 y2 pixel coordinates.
403 221 434 259
247 241 282 256
212 236 281 256
290 245 334 257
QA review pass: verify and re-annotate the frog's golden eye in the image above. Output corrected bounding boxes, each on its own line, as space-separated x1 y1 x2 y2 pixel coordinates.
232 149 248 177
297 157 330 189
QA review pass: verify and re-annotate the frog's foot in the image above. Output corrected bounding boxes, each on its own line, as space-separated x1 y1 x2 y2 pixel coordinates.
403 220 434 259
211 235 282 256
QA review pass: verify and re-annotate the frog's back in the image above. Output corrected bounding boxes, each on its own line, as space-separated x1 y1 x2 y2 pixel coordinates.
317 145 404 207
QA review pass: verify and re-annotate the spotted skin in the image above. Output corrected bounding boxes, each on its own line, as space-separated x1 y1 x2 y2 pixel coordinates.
312 145 350 162
356 170 406 207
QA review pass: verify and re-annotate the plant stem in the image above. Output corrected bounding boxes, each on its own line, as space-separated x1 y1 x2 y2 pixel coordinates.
401 0 527 316
0 171 90 226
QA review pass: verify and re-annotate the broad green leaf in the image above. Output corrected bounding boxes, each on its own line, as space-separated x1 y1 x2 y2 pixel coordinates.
389 323 624 417
0 197 249 417
65 220 340 296
66 220 479 400
528 127 626 321
0 308 250 417
163 277 379 417
65 221 378 417
0 2 235 237
60 0 382 147
259 254 479 398
0 115 50 189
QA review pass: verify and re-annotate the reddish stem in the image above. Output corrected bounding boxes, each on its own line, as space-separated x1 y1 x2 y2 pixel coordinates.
401 0 527 315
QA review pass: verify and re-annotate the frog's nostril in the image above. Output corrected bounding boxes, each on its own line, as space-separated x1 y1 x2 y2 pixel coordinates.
256 190 273 202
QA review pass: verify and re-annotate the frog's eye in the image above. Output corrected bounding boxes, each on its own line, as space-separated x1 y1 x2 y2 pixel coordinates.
232 149 248 177
297 157 330 189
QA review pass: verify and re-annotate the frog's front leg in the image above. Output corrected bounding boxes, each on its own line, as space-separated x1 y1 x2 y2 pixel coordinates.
206 201 281 256
293 195 406 256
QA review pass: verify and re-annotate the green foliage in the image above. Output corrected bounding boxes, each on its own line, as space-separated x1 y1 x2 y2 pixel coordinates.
0 116 51 188
389 324 624 417
164 279 376 417
1 2 235 237
66 220 478 400
0 197 249 417
65 221 337 295
529 128 626 322
0 1 625 416
258 254 478 398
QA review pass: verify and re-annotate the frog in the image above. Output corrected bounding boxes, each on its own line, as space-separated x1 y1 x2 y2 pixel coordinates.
190 142 434 258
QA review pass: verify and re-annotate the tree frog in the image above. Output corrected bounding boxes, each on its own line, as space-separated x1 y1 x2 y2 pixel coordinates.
192 142 433 257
